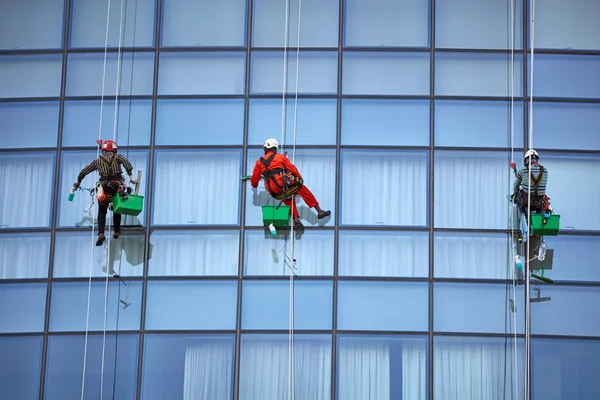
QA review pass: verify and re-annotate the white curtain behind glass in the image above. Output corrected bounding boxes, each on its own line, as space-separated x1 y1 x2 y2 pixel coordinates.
0 153 53 228
154 150 240 225
183 341 234 400
341 151 427 226
0 234 50 279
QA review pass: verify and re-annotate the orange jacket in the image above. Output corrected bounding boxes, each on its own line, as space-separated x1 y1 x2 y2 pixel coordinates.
250 152 302 194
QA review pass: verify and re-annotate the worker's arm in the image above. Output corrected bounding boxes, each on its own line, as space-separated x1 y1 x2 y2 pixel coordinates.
281 156 302 180
77 159 98 183
513 168 523 193
117 154 134 176
250 161 263 188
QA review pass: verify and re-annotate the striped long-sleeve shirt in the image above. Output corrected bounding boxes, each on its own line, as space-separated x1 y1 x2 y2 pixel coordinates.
77 153 134 183
513 164 548 196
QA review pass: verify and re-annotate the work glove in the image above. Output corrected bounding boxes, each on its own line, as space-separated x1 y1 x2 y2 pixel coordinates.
510 162 516 170
73 181 80 190
511 192 518 204
129 175 138 185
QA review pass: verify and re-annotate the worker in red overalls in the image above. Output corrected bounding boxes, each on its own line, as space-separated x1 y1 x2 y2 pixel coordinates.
250 138 331 230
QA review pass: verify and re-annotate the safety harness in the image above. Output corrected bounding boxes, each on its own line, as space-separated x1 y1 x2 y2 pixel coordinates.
259 152 303 201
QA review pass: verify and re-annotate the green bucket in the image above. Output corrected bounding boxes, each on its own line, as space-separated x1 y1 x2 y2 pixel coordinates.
262 205 291 227
530 214 560 236
113 194 144 216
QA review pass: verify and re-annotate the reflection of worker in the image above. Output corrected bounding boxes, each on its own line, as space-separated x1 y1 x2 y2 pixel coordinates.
73 140 137 246
511 149 549 214
250 138 331 230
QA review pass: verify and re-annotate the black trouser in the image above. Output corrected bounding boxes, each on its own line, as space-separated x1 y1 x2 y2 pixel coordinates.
98 181 122 235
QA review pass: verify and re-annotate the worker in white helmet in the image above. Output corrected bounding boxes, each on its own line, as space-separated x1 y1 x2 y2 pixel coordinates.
511 149 549 214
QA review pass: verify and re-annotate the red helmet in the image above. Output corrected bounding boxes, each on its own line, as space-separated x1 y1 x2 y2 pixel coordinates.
101 140 118 152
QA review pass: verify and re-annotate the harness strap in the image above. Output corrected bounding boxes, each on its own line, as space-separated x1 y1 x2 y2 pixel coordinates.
529 165 544 196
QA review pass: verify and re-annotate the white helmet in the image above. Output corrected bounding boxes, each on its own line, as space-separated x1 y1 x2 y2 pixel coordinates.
523 149 539 163
264 138 279 149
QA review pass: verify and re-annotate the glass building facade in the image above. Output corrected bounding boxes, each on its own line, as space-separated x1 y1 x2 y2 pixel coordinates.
1 0 599 398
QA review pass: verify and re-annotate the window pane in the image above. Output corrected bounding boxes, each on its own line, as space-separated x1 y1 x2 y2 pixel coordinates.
0 232 50 279
250 51 337 94
145 281 237 330
242 280 333 330
53 231 146 278
534 0 600 51
533 102 600 151
434 336 524 400
253 0 338 47
344 0 429 47
435 53 523 97
342 52 430 95
161 0 245 47
66 52 155 96
248 99 337 146
337 335 428 400
0 0 64 50
49 281 142 331
0 152 55 228
434 232 510 280
435 150 509 229
434 100 524 148
158 52 246 95
45 335 138 400
142 334 235 400
532 339 600 400
532 286 600 337
155 99 245 145
337 281 428 331
244 230 334 276
62 99 152 147
341 150 428 226
58 150 149 228
530 54 600 99
0 54 63 98
0 283 47 333
240 334 332 400
70 0 156 48
342 99 429 146
148 230 239 276
1 101 59 148
338 231 429 277
245 148 336 227
0 336 43 399
435 0 523 49
153 149 241 225
434 283 524 334
542 235 600 283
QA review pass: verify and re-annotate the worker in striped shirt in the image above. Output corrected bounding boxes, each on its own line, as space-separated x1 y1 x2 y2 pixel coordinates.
512 149 548 213
72 140 137 246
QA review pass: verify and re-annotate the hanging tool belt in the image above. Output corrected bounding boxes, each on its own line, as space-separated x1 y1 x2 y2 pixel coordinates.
259 153 303 201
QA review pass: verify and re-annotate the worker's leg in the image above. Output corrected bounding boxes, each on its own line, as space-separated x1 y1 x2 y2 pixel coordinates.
296 186 331 219
113 211 122 239
96 201 108 246
283 197 300 219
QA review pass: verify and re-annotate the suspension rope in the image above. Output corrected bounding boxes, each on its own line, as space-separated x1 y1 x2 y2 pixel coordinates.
280 0 291 155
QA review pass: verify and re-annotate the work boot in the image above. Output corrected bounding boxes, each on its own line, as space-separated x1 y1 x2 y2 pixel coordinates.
96 233 106 246
293 218 304 231
113 231 120 239
317 210 331 219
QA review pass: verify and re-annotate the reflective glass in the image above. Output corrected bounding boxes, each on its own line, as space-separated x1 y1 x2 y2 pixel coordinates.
158 52 246 95
434 150 509 229
62 99 152 147
45 334 138 400
340 149 428 226
153 149 241 226
250 51 338 94
65 52 155 96
0 336 43 399
0 101 59 148
148 230 239 276
434 283 524 334
342 99 429 146
342 52 430 95
0 232 50 279
253 0 338 47
435 0 523 49
0 152 55 228
142 334 235 400
49 281 142 332
529 54 600 99
542 235 600 283
532 338 600 400
240 334 332 400
0 0 65 50
337 281 428 331
57 150 149 228
161 0 246 47
533 102 600 151
435 52 523 97
244 148 336 227
338 231 429 277
155 99 245 145
241 280 333 330
343 0 429 47
0 54 63 98
70 0 156 48
248 99 337 146
434 100 524 148
337 335 428 399
0 283 47 333
145 281 237 330
53 231 146 278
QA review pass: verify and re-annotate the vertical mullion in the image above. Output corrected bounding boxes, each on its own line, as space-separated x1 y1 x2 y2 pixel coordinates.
428 0 436 398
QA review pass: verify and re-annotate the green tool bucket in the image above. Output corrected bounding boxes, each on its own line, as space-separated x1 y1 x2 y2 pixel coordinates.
262 205 290 227
530 214 560 236
112 194 144 216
